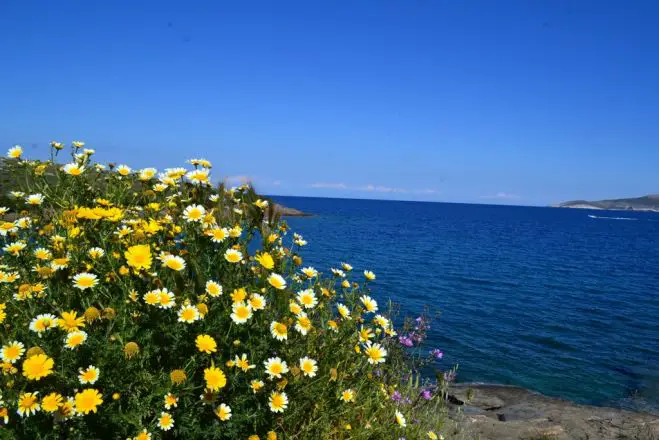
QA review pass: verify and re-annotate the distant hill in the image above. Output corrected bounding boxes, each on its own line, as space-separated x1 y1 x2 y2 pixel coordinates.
555 195 659 212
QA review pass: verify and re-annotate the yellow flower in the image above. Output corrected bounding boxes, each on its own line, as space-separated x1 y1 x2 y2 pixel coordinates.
395 410 407 427
72 272 99 290
124 342 140 359
164 393 178 409
22 354 54 381
254 199 269 209
270 321 288 341
162 254 186 271
264 357 288 380
1 341 25 364
134 429 152 440
170 369 187 385
65 330 88 349
17 392 40 417
248 293 266 310
255 252 274 269
233 353 256 373
296 289 318 309
360 295 378 313
299 357 318 377
363 341 387 364
157 411 174 431
7 145 23 159
230 302 252 324
214 403 231 421
340 389 355 402
195 334 217 354
224 248 243 263
364 270 376 281
231 287 247 303
204 366 227 391
58 311 86 332
84 306 101 323
197 303 208 316
79 365 100 384
359 326 374 342
62 163 85 176
268 391 288 413
205 280 223 297
294 314 312 335
267 273 287 290
301 266 318 278
177 305 200 323
207 227 228 243
186 168 210 185
116 164 131 176
289 301 303 316
74 389 103 414
125 245 152 271
183 204 206 223
41 392 63 412
267 432 278 440
336 303 350 319
250 379 265 393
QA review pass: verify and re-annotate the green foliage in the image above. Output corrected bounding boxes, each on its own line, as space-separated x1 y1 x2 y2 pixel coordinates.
0 144 450 439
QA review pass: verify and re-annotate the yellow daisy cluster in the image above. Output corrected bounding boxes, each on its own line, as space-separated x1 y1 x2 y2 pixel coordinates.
0 142 447 439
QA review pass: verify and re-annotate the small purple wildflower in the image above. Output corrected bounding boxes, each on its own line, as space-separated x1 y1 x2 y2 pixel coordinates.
431 348 444 359
391 391 402 402
398 335 414 347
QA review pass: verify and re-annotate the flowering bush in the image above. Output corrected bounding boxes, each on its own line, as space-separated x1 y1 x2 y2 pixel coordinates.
0 143 450 439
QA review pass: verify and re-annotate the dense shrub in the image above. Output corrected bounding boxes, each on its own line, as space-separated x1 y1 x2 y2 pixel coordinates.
0 143 450 439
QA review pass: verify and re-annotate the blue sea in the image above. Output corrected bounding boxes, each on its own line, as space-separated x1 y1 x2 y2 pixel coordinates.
271 196 659 413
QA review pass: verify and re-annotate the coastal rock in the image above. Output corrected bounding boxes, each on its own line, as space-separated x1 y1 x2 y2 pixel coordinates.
272 203 312 217
449 384 659 440
555 194 659 212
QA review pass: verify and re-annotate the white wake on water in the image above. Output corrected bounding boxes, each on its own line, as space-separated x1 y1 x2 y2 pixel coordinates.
588 214 637 220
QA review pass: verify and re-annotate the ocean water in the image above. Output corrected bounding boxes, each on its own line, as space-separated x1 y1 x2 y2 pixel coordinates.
271 196 659 413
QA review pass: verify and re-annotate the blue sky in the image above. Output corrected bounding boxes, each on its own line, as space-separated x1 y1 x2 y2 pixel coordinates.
1 1 658 205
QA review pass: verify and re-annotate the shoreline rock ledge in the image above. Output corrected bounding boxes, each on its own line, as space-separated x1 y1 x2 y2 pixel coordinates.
449 384 659 440
272 203 312 217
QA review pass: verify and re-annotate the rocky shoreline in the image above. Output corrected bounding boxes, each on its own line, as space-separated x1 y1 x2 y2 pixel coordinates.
272 203 312 217
449 384 658 439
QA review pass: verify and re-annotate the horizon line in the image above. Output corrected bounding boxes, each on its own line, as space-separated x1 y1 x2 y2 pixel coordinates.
264 193 548 208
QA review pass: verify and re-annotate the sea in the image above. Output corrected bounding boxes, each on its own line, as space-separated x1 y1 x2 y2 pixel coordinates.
270 195 659 413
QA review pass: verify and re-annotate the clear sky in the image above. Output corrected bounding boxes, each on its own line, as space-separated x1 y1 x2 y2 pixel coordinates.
1 1 658 205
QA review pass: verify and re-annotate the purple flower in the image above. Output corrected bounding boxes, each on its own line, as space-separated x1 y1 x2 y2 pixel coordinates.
391 391 402 402
431 348 444 359
443 371 456 383
421 389 432 400
398 335 414 347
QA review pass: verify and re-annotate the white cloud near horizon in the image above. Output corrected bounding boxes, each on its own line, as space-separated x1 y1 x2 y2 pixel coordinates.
309 182 440 195
480 192 521 200
359 184 408 193
224 175 253 185
310 182 349 189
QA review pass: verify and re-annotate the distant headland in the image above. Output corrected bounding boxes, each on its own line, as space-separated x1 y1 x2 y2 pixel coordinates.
554 194 659 212
273 203 312 217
